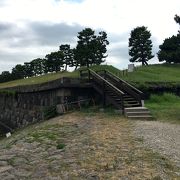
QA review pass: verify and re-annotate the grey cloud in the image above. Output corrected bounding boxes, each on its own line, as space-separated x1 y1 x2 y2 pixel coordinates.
0 21 84 48
0 22 14 38
0 21 85 73
109 45 129 60
29 22 84 46
0 51 29 72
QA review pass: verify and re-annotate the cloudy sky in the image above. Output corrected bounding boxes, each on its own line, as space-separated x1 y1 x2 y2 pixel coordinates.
0 0 179 73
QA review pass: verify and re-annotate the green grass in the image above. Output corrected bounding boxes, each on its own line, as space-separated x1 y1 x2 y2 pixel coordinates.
0 64 180 89
122 64 180 85
0 70 79 89
0 65 118 89
146 93 180 123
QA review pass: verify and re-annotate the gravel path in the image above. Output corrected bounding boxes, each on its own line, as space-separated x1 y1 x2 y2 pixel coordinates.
133 120 180 168
0 113 179 179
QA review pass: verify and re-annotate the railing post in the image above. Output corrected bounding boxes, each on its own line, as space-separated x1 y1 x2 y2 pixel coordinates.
104 70 106 79
103 80 106 107
79 70 82 79
88 69 90 82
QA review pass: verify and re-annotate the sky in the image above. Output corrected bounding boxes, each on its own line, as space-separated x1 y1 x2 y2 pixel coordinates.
0 0 179 73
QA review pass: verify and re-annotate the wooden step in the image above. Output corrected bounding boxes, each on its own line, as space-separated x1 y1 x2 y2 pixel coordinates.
127 115 153 119
124 100 139 104
124 107 153 120
124 104 141 108
126 111 151 116
123 97 135 100
125 107 149 112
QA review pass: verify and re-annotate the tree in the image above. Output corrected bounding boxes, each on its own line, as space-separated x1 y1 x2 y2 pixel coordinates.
45 51 64 73
59 44 74 71
0 71 12 83
30 58 44 76
94 31 109 65
128 26 154 66
12 64 25 80
74 28 109 68
174 15 180 25
157 34 180 63
174 14 180 33
157 15 180 64
24 62 34 78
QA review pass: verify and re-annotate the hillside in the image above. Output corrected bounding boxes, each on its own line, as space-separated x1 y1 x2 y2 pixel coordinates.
0 64 179 89
122 64 180 84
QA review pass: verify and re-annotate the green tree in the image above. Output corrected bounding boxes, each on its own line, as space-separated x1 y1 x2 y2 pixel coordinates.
59 44 74 71
45 51 64 73
174 15 180 25
24 62 34 78
30 58 44 76
12 64 25 79
128 26 154 66
0 71 12 83
157 15 180 64
74 28 109 68
157 34 180 64
174 14 180 33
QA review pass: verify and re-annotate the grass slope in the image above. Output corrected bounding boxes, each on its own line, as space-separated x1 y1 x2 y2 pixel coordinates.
0 64 179 89
0 70 79 89
123 64 180 83
0 65 119 89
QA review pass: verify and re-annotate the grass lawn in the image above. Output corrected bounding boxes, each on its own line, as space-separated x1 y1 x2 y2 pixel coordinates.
146 93 180 123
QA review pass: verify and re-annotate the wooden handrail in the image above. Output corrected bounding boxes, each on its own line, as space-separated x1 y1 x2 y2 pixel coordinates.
105 70 143 95
89 69 125 95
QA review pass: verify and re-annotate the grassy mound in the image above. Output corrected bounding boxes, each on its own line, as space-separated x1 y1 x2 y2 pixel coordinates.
0 64 179 89
123 64 180 84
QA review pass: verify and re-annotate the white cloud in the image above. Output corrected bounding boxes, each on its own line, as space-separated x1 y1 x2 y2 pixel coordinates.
0 0 179 73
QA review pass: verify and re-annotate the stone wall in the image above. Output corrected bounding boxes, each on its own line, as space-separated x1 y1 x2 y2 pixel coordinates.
0 78 94 133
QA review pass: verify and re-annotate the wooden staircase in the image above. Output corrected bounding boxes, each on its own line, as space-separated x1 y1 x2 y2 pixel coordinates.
80 69 153 119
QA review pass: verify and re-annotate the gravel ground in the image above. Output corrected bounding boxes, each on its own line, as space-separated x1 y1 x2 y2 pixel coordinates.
133 120 180 168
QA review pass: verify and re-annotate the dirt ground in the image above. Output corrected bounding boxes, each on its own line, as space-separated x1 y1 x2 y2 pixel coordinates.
0 112 179 179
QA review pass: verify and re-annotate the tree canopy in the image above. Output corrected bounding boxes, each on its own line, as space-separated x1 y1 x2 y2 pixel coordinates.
74 28 109 68
174 15 180 25
157 15 180 64
157 35 180 64
128 26 154 66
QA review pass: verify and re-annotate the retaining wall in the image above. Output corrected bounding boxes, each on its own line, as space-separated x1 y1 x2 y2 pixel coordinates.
0 78 94 133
